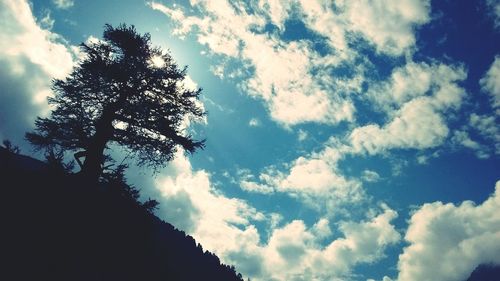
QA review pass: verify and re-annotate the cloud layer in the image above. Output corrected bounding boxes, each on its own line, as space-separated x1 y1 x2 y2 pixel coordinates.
155 155 400 280
151 0 431 127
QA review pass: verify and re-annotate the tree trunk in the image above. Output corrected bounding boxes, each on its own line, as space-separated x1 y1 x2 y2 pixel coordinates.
81 108 115 182
81 138 107 182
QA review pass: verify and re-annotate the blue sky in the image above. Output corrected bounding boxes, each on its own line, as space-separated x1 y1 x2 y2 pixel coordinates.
0 0 499 280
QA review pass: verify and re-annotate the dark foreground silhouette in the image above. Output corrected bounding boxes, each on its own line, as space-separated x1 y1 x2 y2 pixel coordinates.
466 263 500 281
2 147 498 281
1 147 244 281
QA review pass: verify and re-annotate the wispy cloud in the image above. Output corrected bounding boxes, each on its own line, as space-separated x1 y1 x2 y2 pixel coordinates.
485 0 500 29
362 170 381 182
52 0 74 9
452 112 500 158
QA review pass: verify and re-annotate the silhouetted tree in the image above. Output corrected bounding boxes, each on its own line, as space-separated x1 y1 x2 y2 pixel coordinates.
2 139 20 154
101 163 159 214
26 24 205 182
44 147 75 173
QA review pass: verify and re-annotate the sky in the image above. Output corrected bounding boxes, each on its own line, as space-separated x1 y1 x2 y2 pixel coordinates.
0 0 499 280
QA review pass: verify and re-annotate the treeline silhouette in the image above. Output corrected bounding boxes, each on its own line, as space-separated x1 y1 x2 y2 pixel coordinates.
1 146 244 281
466 263 500 281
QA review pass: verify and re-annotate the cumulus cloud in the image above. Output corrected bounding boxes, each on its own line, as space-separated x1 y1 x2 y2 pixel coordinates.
345 0 430 55
395 180 500 281
236 60 469 216
350 62 467 155
350 98 451 154
0 0 76 145
480 55 500 112
155 151 265 253
151 0 430 127
300 0 431 56
255 206 400 280
240 141 365 213
153 151 400 281
246 61 468 210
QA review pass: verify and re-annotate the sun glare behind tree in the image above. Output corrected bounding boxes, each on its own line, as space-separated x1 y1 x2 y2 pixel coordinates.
26 24 205 183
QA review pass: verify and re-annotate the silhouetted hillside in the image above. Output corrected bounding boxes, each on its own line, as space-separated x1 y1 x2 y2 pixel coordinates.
0 147 244 281
466 264 500 281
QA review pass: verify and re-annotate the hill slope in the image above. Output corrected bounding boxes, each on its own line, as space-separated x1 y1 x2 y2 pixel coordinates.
0 147 244 281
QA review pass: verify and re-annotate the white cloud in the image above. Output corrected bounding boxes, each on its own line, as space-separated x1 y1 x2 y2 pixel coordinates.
241 140 366 213
245 207 400 280
235 62 468 216
39 10 54 30
258 0 293 29
257 206 400 281
235 62 468 212
297 0 431 57
151 0 432 127
297 129 308 142
331 0 431 56
480 55 500 112
486 0 500 29
350 98 450 154
451 112 499 159
470 113 498 140
278 150 346 193
155 151 265 254
154 151 400 281
0 0 75 79
362 170 381 182
312 218 332 238
53 0 74 9
395 180 500 281
0 0 76 144
451 130 490 159
463 113 499 157
240 180 274 194
350 62 467 155
415 151 440 165
248 118 261 127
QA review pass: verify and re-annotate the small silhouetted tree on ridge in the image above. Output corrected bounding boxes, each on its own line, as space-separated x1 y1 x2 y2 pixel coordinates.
26 24 205 182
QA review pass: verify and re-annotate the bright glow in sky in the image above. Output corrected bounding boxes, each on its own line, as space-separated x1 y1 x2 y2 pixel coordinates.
0 0 499 280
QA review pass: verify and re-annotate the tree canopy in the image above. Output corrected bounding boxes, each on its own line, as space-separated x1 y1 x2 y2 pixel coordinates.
26 24 205 182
